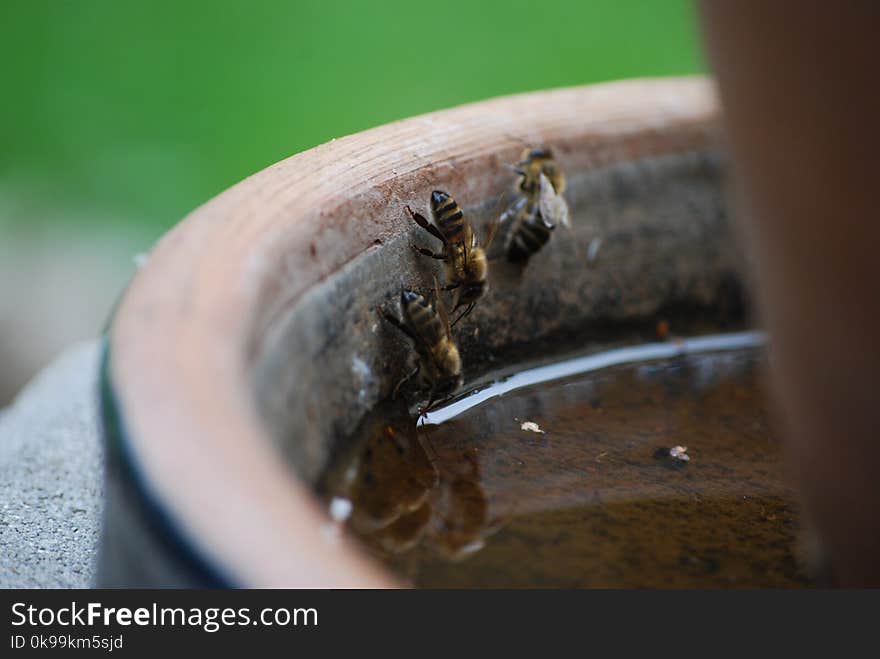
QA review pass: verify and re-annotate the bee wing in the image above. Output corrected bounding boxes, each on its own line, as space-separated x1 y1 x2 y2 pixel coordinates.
538 172 570 229
483 213 501 252
499 195 527 225
433 275 452 337
460 217 479 270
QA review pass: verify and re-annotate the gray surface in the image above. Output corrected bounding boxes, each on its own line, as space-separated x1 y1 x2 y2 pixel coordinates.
0 340 103 588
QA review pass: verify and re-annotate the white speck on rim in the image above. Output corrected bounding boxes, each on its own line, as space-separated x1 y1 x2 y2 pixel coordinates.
329 497 353 523
670 446 690 462
133 252 149 268
521 421 545 434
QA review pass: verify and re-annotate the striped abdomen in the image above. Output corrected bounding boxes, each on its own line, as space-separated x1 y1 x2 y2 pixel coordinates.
506 202 554 262
402 290 445 348
430 190 470 246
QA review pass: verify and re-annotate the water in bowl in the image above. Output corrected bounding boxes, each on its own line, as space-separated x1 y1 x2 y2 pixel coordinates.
319 335 812 587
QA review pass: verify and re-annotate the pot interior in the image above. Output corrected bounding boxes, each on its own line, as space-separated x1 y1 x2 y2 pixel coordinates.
253 149 745 484
245 132 812 586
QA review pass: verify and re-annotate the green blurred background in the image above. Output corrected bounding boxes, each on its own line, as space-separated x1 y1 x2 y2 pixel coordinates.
0 0 703 402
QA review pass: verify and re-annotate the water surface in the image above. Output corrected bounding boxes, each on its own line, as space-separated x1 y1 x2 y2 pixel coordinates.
321 341 811 588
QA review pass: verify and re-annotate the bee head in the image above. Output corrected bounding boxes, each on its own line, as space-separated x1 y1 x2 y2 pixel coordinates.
449 373 465 393
436 373 464 398
519 147 553 165
454 282 485 310
401 288 423 309
430 190 451 211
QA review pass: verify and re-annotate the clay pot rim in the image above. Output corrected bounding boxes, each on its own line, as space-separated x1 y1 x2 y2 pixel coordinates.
102 76 718 587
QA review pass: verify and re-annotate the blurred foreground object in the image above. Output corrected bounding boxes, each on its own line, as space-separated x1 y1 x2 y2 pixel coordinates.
699 1 880 585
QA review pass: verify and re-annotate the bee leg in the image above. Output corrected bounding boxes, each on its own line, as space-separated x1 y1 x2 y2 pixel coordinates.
418 388 437 418
418 431 440 465
392 364 420 400
499 196 527 224
406 205 447 245
411 244 446 260
378 307 418 342
441 282 460 291
451 302 476 328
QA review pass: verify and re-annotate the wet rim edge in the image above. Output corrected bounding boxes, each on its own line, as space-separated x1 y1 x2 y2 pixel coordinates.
420 330 767 426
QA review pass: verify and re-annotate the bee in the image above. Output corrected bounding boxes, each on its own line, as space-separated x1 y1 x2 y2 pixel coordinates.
407 190 498 324
499 147 570 262
379 284 463 413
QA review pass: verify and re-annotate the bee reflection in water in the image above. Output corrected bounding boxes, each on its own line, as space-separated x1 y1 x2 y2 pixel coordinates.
326 400 499 578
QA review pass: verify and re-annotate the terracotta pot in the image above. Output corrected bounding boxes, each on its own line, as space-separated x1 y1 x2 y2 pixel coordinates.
97 76 744 587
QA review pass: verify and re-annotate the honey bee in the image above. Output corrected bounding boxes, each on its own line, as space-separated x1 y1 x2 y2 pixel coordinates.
499 147 570 262
407 190 498 324
379 284 463 413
